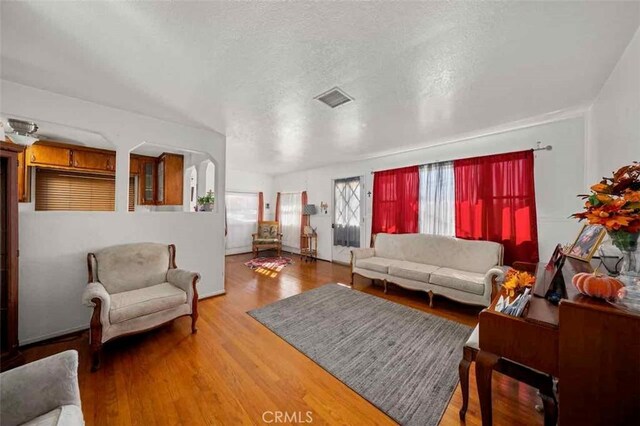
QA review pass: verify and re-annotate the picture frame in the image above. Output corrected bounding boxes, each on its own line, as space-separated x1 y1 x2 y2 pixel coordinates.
566 224 607 262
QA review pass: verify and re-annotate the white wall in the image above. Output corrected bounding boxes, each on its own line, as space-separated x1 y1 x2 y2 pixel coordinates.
225 169 275 255
274 116 587 264
226 169 275 220
1 80 227 344
587 28 640 183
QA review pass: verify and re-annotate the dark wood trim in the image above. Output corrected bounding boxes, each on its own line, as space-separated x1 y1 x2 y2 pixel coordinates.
191 275 199 333
168 244 177 269
89 298 103 371
87 253 96 283
1 143 24 371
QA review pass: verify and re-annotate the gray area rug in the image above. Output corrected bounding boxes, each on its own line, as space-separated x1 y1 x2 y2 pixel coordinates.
248 284 471 426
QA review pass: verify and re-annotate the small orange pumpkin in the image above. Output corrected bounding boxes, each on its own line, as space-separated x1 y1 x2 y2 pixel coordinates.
571 272 623 300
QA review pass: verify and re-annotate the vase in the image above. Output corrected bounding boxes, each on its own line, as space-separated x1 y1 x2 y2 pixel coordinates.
608 231 640 287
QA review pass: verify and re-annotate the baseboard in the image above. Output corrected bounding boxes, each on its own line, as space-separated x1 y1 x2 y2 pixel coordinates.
199 289 226 300
20 325 88 347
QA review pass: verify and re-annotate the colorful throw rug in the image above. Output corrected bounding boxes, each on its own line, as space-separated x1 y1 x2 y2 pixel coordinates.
244 256 293 272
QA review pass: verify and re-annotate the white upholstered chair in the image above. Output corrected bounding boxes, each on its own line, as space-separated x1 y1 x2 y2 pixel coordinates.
82 243 200 370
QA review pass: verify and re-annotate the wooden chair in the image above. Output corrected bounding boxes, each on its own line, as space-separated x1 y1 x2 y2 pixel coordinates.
252 221 283 258
459 261 558 426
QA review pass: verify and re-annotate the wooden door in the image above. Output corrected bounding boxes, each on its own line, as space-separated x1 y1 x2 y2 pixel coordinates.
26 144 71 167
162 154 184 205
72 150 115 172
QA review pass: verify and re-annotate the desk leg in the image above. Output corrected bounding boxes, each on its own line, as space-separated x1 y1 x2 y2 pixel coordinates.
476 350 499 426
540 376 558 426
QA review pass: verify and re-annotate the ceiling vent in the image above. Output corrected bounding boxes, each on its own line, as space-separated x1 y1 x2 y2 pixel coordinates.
315 87 354 108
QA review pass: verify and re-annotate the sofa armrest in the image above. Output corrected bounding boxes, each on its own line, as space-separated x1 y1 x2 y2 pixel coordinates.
484 267 506 299
351 248 375 262
0 350 81 426
167 268 200 303
82 282 111 327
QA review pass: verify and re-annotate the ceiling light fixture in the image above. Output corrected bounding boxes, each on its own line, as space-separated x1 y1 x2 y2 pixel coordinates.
5 118 40 145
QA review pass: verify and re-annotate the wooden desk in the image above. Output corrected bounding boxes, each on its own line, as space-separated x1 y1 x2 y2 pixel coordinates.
476 257 640 425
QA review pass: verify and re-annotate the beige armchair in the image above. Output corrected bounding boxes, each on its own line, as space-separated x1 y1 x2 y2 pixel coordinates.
252 221 283 257
82 243 200 371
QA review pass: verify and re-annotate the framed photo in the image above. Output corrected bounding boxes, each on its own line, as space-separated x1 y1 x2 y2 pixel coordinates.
567 224 607 262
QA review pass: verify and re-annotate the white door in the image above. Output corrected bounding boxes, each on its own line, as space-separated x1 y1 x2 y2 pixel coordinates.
331 176 364 264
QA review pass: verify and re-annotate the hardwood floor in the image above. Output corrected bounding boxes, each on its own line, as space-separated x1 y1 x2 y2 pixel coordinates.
23 253 543 425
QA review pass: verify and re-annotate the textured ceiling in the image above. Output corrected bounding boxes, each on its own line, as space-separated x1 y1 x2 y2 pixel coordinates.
1 2 638 174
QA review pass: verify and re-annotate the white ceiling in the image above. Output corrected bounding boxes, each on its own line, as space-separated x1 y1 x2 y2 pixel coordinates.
1 2 638 175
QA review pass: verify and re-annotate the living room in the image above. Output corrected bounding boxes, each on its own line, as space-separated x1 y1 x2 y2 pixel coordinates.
1 2 639 426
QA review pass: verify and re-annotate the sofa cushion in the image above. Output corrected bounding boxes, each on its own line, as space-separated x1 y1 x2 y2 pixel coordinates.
110 282 187 324
429 268 485 295
94 243 170 294
355 257 395 274
388 261 440 283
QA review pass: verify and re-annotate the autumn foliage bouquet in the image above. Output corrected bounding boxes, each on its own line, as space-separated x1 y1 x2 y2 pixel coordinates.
573 163 640 251
503 269 535 297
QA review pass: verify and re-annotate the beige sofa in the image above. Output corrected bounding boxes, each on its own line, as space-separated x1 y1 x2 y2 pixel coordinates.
0 350 83 426
82 243 200 370
351 233 504 307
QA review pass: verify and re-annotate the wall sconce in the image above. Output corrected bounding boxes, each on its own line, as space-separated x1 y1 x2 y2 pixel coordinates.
319 202 328 214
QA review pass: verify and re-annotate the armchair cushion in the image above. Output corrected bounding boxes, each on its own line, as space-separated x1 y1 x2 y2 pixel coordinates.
258 223 279 239
109 283 186 324
22 405 83 426
254 238 280 244
94 243 170 294
0 350 81 426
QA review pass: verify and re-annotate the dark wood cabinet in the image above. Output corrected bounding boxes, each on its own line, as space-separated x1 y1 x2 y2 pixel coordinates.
72 149 115 172
134 153 184 206
27 144 72 167
1 142 24 371
160 153 183 205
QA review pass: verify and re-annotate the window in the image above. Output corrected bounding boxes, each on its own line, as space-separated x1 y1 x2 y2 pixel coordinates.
35 169 115 211
225 192 259 252
419 162 455 236
278 192 302 249
333 176 361 247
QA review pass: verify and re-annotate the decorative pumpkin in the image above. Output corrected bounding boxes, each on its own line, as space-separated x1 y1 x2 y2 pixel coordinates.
571 272 623 300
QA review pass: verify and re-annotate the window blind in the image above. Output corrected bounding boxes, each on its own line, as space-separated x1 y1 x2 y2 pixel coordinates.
35 168 115 211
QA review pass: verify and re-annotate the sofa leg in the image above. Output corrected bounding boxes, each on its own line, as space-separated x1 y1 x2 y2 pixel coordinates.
428 290 434 308
383 279 388 294
350 272 355 288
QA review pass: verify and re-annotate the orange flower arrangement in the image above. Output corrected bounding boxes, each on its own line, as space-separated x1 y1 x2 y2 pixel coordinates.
572 163 640 233
503 269 535 297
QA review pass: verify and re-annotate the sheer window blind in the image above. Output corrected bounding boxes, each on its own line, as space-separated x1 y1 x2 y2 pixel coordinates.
35 168 116 211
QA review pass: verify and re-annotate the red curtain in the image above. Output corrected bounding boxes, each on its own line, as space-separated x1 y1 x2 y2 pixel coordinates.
275 192 281 222
371 166 420 234
258 192 264 222
454 150 539 265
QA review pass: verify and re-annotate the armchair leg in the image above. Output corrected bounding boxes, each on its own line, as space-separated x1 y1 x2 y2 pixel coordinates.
428 290 434 308
90 298 103 372
350 272 355 288
383 279 388 294
91 346 102 372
